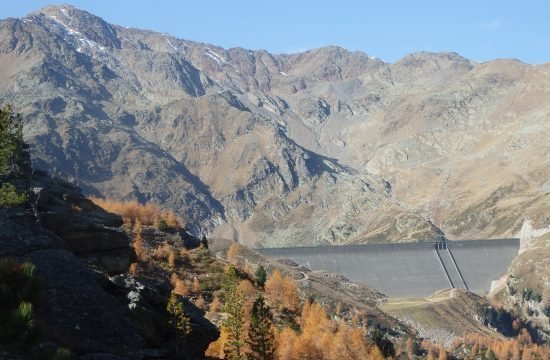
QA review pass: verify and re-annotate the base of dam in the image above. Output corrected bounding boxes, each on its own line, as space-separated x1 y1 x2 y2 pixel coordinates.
258 239 519 298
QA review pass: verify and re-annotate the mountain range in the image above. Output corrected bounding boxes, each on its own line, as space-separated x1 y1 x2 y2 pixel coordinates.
0 4 548 247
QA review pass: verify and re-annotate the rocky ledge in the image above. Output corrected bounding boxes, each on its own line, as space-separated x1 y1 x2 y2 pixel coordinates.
33 171 132 273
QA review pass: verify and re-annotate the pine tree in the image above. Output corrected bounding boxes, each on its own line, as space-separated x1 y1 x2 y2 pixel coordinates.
255 265 267 288
166 292 192 357
0 105 24 177
222 265 246 360
0 258 40 352
201 234 209 249
0 105 27 207
247 295 274 360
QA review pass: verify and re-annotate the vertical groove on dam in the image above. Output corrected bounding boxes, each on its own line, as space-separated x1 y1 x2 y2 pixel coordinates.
446 247 468 290
258 239 519 297
436 243 466 290
433 247 454 288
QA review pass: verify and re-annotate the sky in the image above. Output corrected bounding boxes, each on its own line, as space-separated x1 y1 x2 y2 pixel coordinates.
2 1 549 64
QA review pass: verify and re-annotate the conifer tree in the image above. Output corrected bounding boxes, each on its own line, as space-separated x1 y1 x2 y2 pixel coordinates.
247 295 274 360
166 292 192 357
0 104 24 177
221 265 246 360
255 265 267 288
0 105 27 207
201 234 209 249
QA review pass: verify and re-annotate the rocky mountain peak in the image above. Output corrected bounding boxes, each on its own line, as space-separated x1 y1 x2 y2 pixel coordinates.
32 4 121 49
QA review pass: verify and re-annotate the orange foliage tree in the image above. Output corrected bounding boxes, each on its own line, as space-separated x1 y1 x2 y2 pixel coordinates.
90 197 182 228
227 241 242 265
273 300 379 360
264 269 300 312
458 332 550 360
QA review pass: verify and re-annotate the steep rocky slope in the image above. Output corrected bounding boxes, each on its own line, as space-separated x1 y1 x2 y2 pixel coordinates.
0 5 548 246
489 230 550 343
0 151 219 358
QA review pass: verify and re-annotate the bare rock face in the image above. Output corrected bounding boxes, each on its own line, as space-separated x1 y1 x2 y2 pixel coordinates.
0 205 143 357
34 173 132 273
0 4 548 246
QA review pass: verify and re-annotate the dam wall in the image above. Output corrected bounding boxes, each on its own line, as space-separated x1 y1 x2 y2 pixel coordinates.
447 239 518 294
258 239 519 298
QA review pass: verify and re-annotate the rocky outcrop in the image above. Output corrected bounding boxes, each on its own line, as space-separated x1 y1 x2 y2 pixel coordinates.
0 173 219 358
33 173 132 273
0 207 143 358
107 274 219 357
489 233 550 343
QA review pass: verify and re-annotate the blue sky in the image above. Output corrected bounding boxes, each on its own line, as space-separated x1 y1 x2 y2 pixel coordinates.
2 1 549 64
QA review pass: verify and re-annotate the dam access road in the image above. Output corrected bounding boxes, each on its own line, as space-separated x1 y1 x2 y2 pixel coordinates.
258 239 519 298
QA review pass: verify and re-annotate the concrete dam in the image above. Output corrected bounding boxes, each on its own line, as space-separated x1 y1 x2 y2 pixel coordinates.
258 239 519 298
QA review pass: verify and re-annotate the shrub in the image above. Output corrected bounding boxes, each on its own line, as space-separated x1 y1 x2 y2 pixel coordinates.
199 274 224 292
52 347 71 360
209 296 222 313
154 242 177 268
157 218 169 231
0 183 27 207
132 225 150 263
168 251 176 269
170 273 189 296
372 329 395 358
0 258 40 352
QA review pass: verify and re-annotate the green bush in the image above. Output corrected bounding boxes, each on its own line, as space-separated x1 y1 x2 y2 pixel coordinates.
0 258 41 351
0 182 27 207
52 347 72 360
157 219 169 231
199 274 224 292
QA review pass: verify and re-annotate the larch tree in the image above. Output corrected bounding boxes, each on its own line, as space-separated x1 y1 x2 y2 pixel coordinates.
227 242 242 265
281 276 300 313
439 347 448 360
265 269 300 312
265 269 284 304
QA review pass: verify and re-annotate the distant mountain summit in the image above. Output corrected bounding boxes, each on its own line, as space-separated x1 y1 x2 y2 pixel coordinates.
0 4 548 246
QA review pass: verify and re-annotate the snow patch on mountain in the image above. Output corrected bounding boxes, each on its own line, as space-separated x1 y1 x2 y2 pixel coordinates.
49 15 105 51
205 48 226 64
